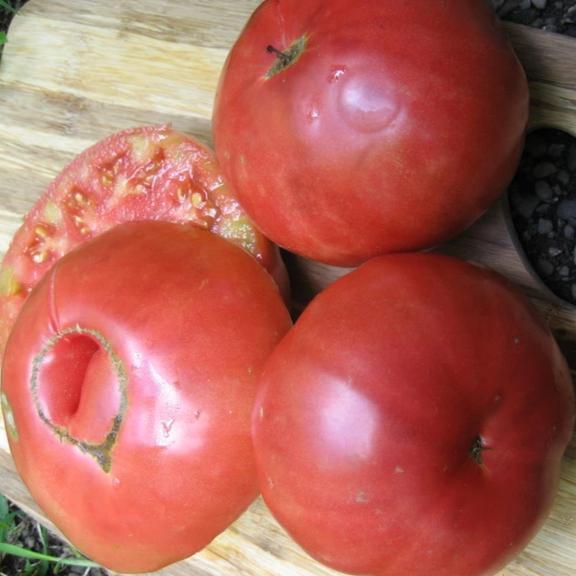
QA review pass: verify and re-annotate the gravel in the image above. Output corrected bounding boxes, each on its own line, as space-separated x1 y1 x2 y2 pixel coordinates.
509 130 576 304
491 0 576 35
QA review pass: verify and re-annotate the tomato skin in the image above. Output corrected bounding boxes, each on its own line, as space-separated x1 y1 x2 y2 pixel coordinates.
213 0 529 266
253 254 575 576
2 222 291 573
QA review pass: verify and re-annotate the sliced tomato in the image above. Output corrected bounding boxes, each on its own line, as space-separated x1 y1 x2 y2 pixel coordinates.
0 124 285 357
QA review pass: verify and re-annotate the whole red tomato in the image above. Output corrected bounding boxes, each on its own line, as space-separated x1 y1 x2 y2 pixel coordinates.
213 0 529 266
1 221 291 572
253 254 575 576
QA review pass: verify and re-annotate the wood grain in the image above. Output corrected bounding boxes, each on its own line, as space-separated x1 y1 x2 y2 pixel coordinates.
0 1 574 575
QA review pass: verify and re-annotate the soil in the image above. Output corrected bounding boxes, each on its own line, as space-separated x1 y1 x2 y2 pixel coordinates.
509 131 576 303
0 1 575 575
492 0 576 36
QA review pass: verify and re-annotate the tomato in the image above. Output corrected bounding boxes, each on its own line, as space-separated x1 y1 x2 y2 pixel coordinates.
0 124 286 364
1 221 292 572
253 253 575 576
213 0 529 266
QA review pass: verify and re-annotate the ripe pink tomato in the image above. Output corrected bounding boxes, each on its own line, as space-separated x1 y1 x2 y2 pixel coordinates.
213 0 529 265
2 221 291 573
253 253 574 576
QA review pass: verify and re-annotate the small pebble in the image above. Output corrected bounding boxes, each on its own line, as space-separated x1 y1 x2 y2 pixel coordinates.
535 180 554 202
566 6 576 24
559 266 570 277
537 219 554 234
557 199 576 221
531 0 547 9
557 170 570 186
549 246 563 257
533 162 557 179
498 0 520 17
537 258 555 276
564 224 575 239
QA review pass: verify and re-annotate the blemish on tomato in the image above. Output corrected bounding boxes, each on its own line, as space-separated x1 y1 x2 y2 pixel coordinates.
29 325 128 473
161 418 175 438
328 66 346 83
43 202 63 225
338 71 401 133
1 392 19 441
355 490 369 504
0 267 22 297
394 465 405 474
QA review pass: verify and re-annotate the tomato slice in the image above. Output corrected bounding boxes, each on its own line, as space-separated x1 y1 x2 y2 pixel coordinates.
0 124 284 357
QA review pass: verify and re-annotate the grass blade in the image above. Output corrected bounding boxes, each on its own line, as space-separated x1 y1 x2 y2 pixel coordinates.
0 543 99 568
0 1 16 14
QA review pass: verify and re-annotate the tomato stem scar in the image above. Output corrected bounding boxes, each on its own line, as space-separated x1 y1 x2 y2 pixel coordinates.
469 435 486 466
265 35 307 78
30 326 128 473
266 45 290 66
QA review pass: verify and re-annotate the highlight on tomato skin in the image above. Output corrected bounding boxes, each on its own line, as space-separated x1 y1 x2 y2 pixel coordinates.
252 252 575 576
213 0 530 266
0 124 286 368
1 221 292 573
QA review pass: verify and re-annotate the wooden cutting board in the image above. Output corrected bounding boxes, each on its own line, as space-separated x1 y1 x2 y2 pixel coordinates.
0 1 575 575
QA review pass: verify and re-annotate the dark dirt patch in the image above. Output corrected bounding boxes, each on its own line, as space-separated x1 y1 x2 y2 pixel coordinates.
492 0 576 36
509 130 576 304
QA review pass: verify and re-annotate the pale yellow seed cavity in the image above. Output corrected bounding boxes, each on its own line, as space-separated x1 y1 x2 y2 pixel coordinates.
43 202 62 224
131 135 157 164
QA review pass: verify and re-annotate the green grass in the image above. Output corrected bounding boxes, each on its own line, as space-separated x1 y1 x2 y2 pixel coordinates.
0 494 99 575
0 0 17 15
0 0 23 46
